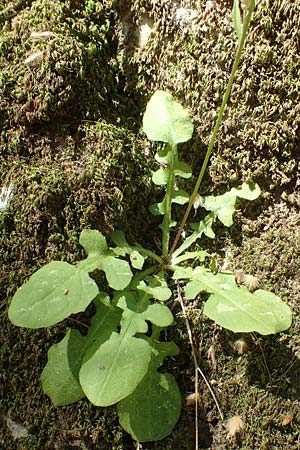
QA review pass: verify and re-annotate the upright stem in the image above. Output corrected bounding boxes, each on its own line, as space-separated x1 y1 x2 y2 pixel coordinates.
162 143 177 257
168 0 255 259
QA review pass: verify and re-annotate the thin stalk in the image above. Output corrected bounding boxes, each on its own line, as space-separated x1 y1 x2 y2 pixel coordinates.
134 245 164 265
162 143 177 257
168 0 255 259
176 283 224 450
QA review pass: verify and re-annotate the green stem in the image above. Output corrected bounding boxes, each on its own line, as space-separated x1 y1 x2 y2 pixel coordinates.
168 0 255 259
127 265 157 290
162 143 177 257
134 245 164 265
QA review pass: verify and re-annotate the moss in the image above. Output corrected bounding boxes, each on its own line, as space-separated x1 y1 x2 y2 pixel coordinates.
0 0 140 129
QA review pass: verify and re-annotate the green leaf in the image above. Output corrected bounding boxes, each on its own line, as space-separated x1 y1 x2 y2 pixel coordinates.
149 189 189 217
118 340 181 442
143 303 174 327
118 372 181 442
181 267 292 335
152 168 169 185
80 288 175 406
41 329 85 406
137 280 172 302
79 293 143 407
87 292 122 344
130 251 144 270
172 266 194 280
204 285 292 335
79 229 107 255
232 181 261 200
143 90 194 145
173 250 209 265
80 292 150 406
200 182 261 227
172 183 260 262
102 256 133 291
172 189 189 205
151 160 192 185
110 230 145 270
232 0 242 43
174 161 192 178
80 332 152 406
149 201 165 216
78 229 134 290
191 213 215 238
8 261 99 328
172 213 215 262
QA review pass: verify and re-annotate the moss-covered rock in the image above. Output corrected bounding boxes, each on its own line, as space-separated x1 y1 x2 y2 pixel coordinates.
1 0 300 449
0 0 121 127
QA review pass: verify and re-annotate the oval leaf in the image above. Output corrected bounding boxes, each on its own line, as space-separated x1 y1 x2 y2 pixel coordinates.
203 285 292 335
232 0 242 43
79 229 107 255
102 256 133 290
8 261 99 328
80 333 152 406
118 372 181 442
143 91 194 145
118 339 181 442
41 329 85 406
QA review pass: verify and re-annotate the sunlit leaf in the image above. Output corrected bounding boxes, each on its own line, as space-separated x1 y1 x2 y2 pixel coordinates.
8 261 99 328
200 182 261 227
176 267 292 335
232 0 242 43
143 91 193 145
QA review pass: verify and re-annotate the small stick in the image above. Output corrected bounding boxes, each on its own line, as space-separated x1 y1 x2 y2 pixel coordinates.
176 283 224 450
66 317 89 329
251 333 272 384
176 283 199 449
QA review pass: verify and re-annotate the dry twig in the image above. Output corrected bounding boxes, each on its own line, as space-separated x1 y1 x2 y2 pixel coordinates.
176 283 224 450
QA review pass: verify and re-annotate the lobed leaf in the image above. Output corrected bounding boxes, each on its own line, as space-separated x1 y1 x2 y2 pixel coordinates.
80 286 174 406
175 267 292 335
174 161 192 178
198 182 260 227
152 168 169 185
79 229 107 255
204 285 292 335
101 256 133 291
172 189 190 205
172 213 215 262
118 339 181 442
173 250 209 265
41 293 119 406
110 230 145 270
149 188 189 217
130 251 144 270
137 279 172 302
78 229 134 290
